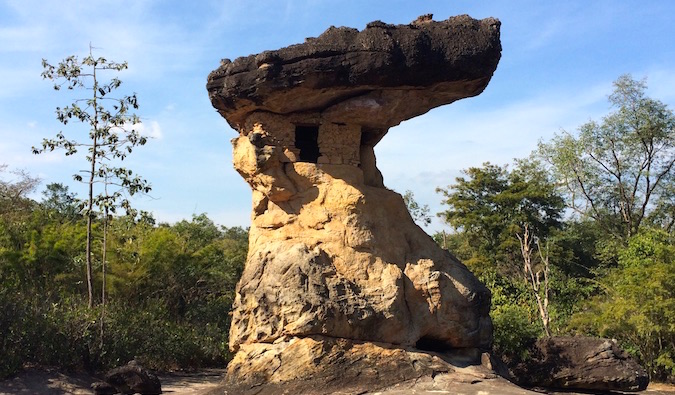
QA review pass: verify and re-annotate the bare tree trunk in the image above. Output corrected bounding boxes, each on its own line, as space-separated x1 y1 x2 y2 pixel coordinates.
86 44 99 309
517 224 552 337
535 237 551 337
100 202 108 348
85 136 96 308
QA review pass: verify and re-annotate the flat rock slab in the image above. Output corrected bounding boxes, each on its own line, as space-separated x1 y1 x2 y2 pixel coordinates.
216 336 533 395
375 379 542 395
2 369 673 394
207 14 501 130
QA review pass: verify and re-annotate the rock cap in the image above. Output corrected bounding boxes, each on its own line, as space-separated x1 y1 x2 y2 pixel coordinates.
207 14 501 130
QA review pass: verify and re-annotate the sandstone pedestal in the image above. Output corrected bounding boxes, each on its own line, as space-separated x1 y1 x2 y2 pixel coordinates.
207 14 502 394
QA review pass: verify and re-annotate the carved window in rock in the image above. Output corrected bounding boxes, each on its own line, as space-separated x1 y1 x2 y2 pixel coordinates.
295 125 320 163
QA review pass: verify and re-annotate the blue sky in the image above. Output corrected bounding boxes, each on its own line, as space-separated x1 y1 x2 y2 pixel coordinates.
1 0 674 232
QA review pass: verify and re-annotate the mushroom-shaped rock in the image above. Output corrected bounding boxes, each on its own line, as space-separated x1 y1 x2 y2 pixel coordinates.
207 14 502 395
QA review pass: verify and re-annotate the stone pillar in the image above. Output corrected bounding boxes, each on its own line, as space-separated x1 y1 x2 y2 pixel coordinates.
207 14 502 394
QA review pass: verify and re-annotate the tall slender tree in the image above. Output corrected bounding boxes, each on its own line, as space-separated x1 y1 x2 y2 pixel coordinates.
34 46 150 308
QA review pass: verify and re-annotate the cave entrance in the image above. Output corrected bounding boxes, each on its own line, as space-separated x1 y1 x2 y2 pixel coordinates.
415 336 453 353
295 125 320 163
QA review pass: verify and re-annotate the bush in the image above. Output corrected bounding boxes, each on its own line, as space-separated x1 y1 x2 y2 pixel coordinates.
491 303 540 362
0 293 232 378
480 269 542 362
568 229 675 380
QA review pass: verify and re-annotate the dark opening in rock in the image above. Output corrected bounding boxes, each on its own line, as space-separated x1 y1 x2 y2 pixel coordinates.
295 125 320 163
416 336 452 353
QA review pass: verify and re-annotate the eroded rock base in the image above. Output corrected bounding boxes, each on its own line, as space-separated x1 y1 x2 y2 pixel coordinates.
218 335 535 395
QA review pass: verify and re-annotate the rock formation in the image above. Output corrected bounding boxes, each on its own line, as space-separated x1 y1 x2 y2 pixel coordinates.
511 337 649 392
207 14 503 394
93 360 162 395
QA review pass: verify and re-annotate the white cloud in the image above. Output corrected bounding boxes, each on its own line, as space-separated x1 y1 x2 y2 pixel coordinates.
136 121 163 140
0 25 48 52
378 80 610 180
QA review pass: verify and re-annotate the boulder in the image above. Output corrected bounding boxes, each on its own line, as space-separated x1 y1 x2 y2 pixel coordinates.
104 360 162 395
511 336 649 392
227 158 493 352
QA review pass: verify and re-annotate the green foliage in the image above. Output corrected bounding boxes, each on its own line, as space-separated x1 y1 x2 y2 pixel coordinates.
481 269 540 361
568 228 674 379
491 304 540 361
436 161 564 274
0 293 234 378
537 75 675 240
403 190 432 227
0 178 248 378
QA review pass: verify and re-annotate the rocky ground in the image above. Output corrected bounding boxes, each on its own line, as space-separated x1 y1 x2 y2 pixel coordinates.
0 368 225 395
0 368 673 395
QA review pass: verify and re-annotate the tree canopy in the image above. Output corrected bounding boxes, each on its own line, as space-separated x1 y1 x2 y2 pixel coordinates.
431 75 674 379
436 161 564 274
537 75 675 240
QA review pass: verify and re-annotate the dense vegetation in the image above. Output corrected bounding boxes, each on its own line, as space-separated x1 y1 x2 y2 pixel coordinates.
433 75 674 380
0 171 246 377
0 74 672 383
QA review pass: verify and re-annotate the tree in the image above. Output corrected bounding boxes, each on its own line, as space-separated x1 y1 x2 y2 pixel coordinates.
436 162 564 274
537 75 675 240
0 165 41 252
0 165 40 216
436 162 565 346
516 223 552 337
172 213 222 253
34 47 150 308
41 183 80 221
403 190 432 227
569 228 674 379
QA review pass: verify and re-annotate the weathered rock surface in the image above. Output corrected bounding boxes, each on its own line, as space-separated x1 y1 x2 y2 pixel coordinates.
104 360 162 395
207 14 501 133
228 156 493 351
215 335 536 395
511 336 649 392
207 14 502 395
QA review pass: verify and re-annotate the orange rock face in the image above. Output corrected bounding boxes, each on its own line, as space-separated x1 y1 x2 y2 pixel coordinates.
229 112 492 352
